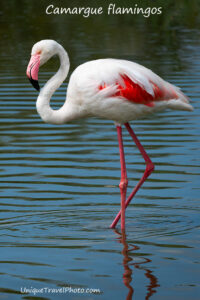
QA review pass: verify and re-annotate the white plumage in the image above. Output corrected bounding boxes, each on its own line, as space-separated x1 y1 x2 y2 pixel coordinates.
26 40 193 125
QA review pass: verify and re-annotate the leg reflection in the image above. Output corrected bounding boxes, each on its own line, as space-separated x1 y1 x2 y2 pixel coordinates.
114 230 160 300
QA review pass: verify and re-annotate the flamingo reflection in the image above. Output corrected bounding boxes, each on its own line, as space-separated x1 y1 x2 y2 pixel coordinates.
114 230 160 300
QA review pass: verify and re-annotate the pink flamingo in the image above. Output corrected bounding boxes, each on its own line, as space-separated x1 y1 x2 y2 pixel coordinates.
26 40 193 231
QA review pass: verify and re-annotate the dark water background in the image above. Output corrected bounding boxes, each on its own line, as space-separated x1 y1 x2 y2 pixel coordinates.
0 1 200 299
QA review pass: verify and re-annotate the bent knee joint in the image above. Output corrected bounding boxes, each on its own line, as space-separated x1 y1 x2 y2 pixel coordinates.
145 162 155 176
119 178 128 190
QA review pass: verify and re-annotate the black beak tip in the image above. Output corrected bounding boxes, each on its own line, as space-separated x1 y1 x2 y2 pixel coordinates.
29 77 40 91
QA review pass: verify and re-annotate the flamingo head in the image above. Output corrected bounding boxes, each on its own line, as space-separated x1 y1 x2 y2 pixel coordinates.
26 40 59 91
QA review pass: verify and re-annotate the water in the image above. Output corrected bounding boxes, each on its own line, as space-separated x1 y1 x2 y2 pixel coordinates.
0 1 200 299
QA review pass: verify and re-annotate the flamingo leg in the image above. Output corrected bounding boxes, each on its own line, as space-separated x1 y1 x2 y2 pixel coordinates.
110 122 154 229
116 125 128 231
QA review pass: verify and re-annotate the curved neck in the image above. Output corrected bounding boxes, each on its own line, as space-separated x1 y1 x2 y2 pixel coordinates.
36 45 78 124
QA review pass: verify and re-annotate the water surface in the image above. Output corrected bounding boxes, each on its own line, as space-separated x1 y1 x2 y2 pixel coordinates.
0 1 200 299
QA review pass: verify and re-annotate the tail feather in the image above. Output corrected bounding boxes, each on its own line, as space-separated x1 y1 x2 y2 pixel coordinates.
172 85 194 111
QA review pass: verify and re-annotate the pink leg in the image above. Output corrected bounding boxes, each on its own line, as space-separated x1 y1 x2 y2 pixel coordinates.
116 125 128 231
110 122 154 229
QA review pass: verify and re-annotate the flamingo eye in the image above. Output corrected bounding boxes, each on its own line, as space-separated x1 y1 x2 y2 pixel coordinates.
37 50 42 55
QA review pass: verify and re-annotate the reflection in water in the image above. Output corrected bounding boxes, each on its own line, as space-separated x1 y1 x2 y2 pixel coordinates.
114 229 160 300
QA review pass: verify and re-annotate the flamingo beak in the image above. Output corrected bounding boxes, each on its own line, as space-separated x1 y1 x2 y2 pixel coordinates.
26 54 40 91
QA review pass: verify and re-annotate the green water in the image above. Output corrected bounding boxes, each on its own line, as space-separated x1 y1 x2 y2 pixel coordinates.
0 1 200 299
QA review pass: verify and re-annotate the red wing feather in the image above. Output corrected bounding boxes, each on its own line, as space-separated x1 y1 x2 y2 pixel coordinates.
99 74 178 107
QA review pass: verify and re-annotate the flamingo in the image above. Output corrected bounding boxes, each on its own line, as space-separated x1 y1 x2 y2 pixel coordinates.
26 39 193 231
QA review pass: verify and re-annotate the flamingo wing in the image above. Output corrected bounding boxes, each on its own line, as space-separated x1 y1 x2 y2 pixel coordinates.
97 59 179 108
69 58 192 113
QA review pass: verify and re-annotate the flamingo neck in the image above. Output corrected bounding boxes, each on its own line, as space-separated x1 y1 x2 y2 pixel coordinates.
36 45 78 125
